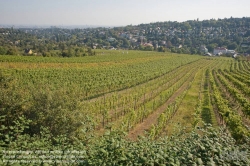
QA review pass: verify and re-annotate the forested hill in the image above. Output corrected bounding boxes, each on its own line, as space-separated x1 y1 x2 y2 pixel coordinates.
0 17 250 56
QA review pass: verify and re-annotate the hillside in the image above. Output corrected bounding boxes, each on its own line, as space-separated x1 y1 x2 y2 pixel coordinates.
1 17 250 57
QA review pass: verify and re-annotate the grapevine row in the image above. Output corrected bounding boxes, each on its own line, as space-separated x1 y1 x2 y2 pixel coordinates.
84 59 210 128
112 66 198 132
220 70 250 97
215 70 250 117
209 70 250 141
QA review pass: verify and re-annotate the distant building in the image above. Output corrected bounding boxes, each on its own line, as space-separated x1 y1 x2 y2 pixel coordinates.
213 47 236 55
24 49 32 55
213 47 227 55
227 50 236 55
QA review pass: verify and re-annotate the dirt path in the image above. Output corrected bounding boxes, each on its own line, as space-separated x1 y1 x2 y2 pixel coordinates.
127 72 196 140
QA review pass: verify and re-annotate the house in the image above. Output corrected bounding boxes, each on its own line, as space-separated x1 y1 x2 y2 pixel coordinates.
24 49 32 55
213 47 227 55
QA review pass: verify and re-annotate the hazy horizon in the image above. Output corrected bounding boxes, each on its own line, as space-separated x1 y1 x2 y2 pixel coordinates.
1 0 250 27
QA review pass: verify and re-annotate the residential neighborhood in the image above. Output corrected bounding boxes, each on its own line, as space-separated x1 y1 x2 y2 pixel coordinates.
0 17 250 57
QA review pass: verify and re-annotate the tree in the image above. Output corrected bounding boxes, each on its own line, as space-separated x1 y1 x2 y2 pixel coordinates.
190 47 197 55
207 43 218 52
59 42 66 51
0 46 7 55
246 48 250 54
139 45 145 50
61 51 68 57
144 46 153 51
42 52 51 57
213 38 224 47
67 48 75 57
184 39 192 47
182 22 191 30
223 40 230 47
171 36 178 45
157 46 165 52
233 35 243 45
87 47 95 56
166 41 172 48
177 48 182 54
7 47 18 55
171 47 176 53
244 30 250 37
227 42 238 50
122 38 130 48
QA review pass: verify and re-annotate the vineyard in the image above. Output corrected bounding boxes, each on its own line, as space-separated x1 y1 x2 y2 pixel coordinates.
1 50 250 165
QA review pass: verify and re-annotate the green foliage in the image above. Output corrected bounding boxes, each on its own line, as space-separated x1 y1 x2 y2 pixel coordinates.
139 45 154 51
0 73 29 131
207 43 218 52
0 72 97 143
2 123 249 165
6 47 18 55
0 46 7 55
209 70 250 142
227 42 238 50
157 46 165 52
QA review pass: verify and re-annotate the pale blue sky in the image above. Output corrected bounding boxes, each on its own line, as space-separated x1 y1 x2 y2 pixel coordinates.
0 0 249 26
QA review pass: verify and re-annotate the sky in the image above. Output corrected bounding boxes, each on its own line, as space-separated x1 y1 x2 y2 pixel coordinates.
0 0 249 27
